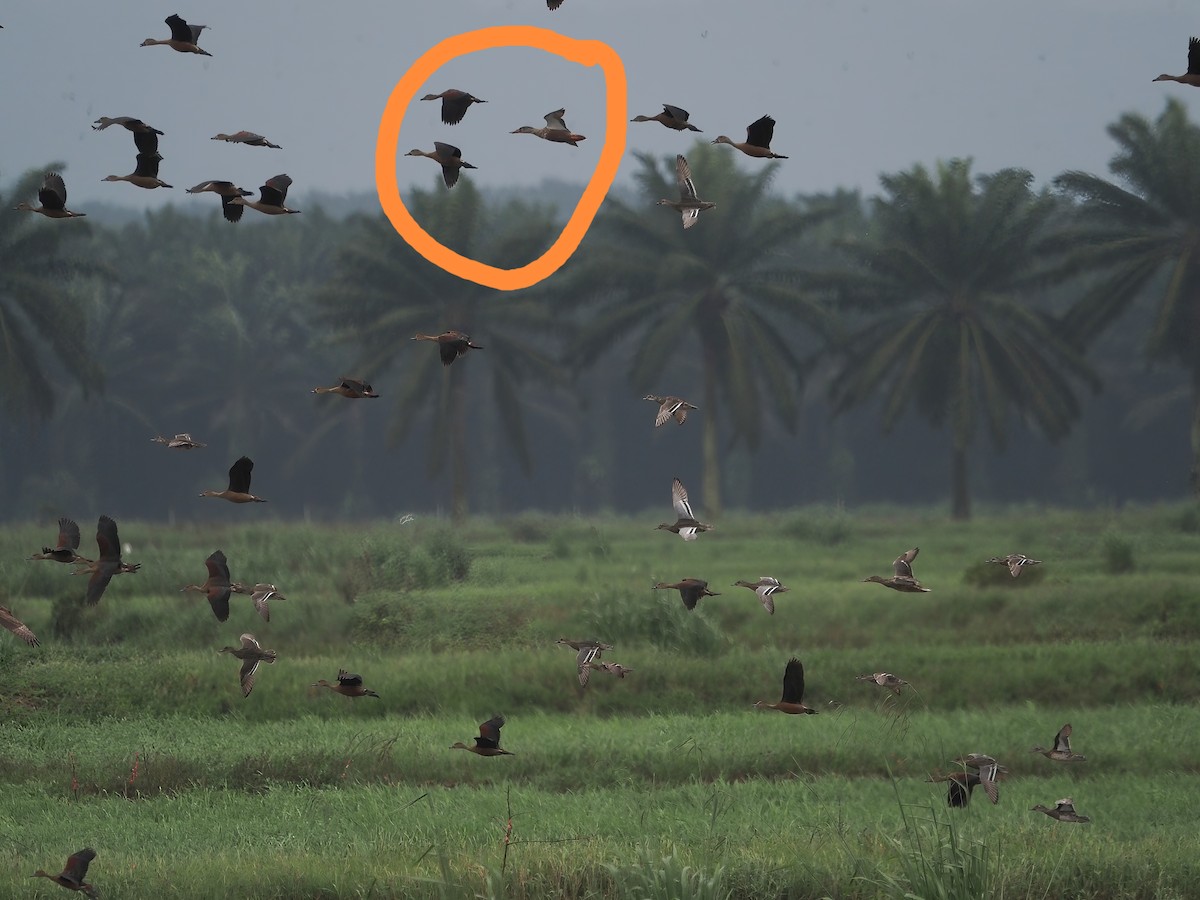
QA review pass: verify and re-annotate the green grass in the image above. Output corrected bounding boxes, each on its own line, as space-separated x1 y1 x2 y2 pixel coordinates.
3 504 1200 897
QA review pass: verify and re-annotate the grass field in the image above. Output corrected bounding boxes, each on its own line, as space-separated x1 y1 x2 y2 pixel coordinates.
3 504 1199 898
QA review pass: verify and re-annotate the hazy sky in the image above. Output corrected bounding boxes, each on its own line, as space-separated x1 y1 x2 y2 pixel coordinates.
2 1 1198 213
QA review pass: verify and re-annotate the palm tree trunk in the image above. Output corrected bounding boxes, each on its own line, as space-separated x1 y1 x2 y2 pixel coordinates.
702 350 722 518
951 442 970 520
450 372 468 522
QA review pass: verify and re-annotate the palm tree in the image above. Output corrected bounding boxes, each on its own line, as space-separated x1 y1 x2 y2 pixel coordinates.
823 159 1096 519
1054 99 1200 495
312 178 564 520
565 143 832 516
0 166 104 418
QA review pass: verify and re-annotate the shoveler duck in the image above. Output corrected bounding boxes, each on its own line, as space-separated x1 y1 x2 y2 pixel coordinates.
31 848 98 897
102 151 172 189
211 131 282 149
220 633 277 697
185 181 253 223
181 550 233 622
29 517 87 564
313 669 379 698
1154 37 1200 86
653 578 719 611
141 14 210 55
412 331 483 366
556 637 612 687
0 605 39 646
631 104 702 132
656 477 714 541
312 377 379 398
450 714 513 756
1031 798 1091 823
754 657 817 714
950 753 1002 804
862 547 930 592
151 432 206 449
511 109 586 146
712 115 788 158
200 456 268 503
855 672 909 694
230 174 300 215
230 582 284 622
658 154 716 229
1030 723 1086 762
405 143 477 189
733 577 788 615
987 553 1042 577
14 173 86 218
73 515 140 606
644 394 698 427
421 89 487 125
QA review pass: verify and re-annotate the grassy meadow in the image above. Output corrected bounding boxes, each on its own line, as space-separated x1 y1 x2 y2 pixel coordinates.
3 503 1200 898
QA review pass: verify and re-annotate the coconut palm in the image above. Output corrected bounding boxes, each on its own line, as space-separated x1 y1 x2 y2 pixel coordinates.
1054 99 1200 495
565 143 832 515
0 166 103 418
311 178 564 519
822 159 1096 519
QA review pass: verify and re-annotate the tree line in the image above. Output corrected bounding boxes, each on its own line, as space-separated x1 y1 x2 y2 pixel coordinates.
2 100 1197 523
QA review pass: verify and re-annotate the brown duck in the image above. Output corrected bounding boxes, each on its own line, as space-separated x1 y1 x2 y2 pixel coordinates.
200 456 268 503
862 547 930 592
73 515 140 605
653 578 719 611
450 714 513 756
312 377 379 398
1031 797 1091 823
181 550 233 622
220 633 278 697
313 669 380 698
29 517 87 564
412 331 483 366
421 89 487 125
31 848 98 897
754 657 817 715
1030 723 1086 762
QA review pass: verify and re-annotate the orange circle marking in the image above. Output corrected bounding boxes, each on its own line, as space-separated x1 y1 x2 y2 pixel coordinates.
376 26 627 291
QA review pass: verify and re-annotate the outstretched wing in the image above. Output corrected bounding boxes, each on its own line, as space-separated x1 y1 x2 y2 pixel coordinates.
781 657 805 704
744 115 776 149
671 477 693 519
228 456 254 493
477 714 506 748
893 547 919 578
0 606 39 646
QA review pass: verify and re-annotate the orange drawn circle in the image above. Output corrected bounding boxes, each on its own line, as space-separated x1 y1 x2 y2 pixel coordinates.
375 26 627 291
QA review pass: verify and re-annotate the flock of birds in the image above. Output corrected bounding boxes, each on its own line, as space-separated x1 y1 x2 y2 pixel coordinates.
10 13 1200 896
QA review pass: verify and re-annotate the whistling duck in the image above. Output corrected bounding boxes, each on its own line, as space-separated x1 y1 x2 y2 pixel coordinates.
950 753 1002 804
230 174 300 215
862 547 930 592
1030 723 1087 762
855 672 908 695
93 117 162 154
712 115 788 158
14 173 86 218
231 582 284 622
141 14 210 55
556 637 612 686
754 657 817 715
1031 798 1091 823
185 181 252 223
631 104 702 132
450 714 513 756
733 577 788 615
31 848 98 897
405 143 477 189
29 517 87 564
200 456 268 503
412 331 483 366
656 477 714 540
986 553 1042 578
73 515 140 606
151 432 207 449
511 109 586 146
312 377 379 398
220 633 277 697
653 578 719 611
421 89 487 125
181 550 233 622
211 130 282 149
1154 37 1200 86
588 660 634 678
0 605 39 647
927 771 985 808
102 151 172 189
658 154 716 229
313 669 380 698
644 394 697 427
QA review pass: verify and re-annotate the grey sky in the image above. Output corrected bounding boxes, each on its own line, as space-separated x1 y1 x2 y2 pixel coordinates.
2 1 1198 213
